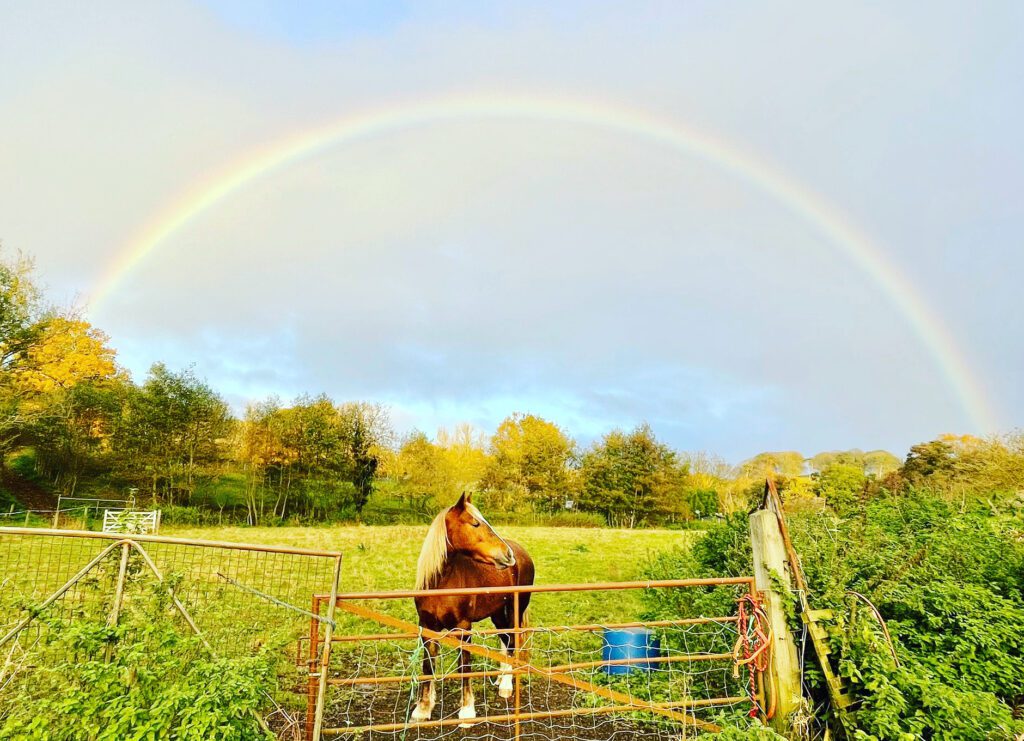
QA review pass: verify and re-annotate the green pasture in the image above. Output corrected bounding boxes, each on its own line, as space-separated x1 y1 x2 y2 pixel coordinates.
163 524 702 627
158 525 740 725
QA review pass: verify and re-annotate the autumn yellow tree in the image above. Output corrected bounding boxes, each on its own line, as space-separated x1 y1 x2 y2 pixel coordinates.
436 423 489 492
1 253 118 459
11 317 117 395
481 413 576 512
390 424 490 511
737 451 806 479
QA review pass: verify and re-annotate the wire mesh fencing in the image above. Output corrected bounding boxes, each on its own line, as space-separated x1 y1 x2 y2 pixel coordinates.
0 527 342 738
0 505 93 529
311 578 767 741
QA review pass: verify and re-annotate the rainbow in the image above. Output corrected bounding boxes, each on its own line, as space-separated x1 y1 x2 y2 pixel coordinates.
87 92 997 432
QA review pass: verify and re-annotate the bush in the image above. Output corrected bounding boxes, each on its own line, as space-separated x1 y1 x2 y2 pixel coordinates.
0 486 17 510
161 504 230 526
0 579 275 740
814 463 865 512
640 492 1024 737
486 509 607 528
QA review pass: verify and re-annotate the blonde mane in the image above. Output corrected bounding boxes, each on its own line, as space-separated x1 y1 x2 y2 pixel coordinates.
415 509 450 590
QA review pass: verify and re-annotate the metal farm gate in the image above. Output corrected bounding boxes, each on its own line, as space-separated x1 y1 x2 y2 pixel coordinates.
0 528 772 740
307 578 770 741
0 527 342 738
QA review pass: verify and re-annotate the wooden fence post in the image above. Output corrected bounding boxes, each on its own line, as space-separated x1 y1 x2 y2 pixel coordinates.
749 508 803 733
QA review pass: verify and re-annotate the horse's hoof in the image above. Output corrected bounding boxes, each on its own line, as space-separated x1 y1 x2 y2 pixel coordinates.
458 705 477 728
410 705 432 722
497 677 514 699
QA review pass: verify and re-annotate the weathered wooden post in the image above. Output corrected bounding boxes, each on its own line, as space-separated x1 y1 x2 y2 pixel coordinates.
749 485 803 733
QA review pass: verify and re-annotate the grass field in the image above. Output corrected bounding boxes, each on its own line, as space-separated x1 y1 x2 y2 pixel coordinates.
158 524 738 734
163 524 700 628
0 522 746 735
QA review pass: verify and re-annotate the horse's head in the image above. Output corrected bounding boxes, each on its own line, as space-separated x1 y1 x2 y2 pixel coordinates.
445 492 516 570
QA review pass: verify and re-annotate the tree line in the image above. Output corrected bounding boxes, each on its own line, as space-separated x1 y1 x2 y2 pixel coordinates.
2 252 1020 526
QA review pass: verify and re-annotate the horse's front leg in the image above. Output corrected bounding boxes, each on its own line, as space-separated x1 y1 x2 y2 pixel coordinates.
458 626 476 727
497 629 514 699
410 638 438 721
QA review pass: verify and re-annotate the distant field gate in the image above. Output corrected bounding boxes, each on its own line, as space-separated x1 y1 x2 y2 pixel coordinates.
0 528 770 740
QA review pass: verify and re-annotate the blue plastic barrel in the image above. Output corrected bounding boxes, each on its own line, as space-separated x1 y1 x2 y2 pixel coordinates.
601 628 661 674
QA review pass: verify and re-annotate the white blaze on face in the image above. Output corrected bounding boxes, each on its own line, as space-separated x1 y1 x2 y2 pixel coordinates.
469 503 515 564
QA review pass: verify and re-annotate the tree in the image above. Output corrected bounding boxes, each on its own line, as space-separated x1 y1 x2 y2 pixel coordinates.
1 253 119 467
117 363 231 503
232 397 391 521
236 397 290 524
814 462 866 511
901 439 957 485
681 450 733 514
390 424 489 512
863 450 900 477
809 449 899 478
1 254 48 454
481 413 576 512
8 317 116 395
737 451 805 479
336 401 391 514
391 430 445 510
578 424 687 526
0 253 44 376
436 424 489 492
28 376 128 495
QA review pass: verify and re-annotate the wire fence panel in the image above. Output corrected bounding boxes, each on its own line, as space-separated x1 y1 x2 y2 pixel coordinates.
312 579 767 741
0 527 342 739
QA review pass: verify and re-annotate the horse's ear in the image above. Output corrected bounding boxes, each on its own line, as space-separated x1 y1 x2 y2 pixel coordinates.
453 491 469 511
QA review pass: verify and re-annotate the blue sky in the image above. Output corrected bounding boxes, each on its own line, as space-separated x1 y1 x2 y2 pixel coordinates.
1 1 1021 460
201 0 415 43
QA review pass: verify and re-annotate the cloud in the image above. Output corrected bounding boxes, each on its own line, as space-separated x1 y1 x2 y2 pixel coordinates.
1 1 1020 460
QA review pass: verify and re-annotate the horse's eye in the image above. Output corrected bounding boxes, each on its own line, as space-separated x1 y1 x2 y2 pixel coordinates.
471 521 481 528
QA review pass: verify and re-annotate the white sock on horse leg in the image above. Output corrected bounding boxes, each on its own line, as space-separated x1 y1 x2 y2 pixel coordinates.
498 662 514 698
458 690 476 727
410 683 436 721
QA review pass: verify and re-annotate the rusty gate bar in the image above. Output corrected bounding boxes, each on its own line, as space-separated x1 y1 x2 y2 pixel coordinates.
322 576 756 600
310 576 763 739
311 555 343 741
0 526 342 557
330 615 739 642
326 651 738 685
332 597 732 732
305 596 322 741
513 590 521 741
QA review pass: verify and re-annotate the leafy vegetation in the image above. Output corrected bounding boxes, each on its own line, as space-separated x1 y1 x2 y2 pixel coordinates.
0 252 944 531
0 576 275 740
643 450 1024 739
4 246 1024 738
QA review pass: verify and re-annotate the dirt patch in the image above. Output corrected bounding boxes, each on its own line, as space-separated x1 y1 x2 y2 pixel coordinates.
1 468 57 511
319 676 720 740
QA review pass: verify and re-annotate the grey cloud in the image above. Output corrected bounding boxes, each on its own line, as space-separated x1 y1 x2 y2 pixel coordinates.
1 1 1020 460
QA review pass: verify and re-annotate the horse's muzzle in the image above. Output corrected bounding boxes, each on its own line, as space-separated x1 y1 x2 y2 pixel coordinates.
496 549 516 570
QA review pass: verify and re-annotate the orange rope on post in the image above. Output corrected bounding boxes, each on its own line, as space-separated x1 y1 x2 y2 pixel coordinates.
733 592 775 720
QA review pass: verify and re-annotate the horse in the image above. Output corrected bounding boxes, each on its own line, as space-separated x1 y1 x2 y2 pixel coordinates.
411 492 535 726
